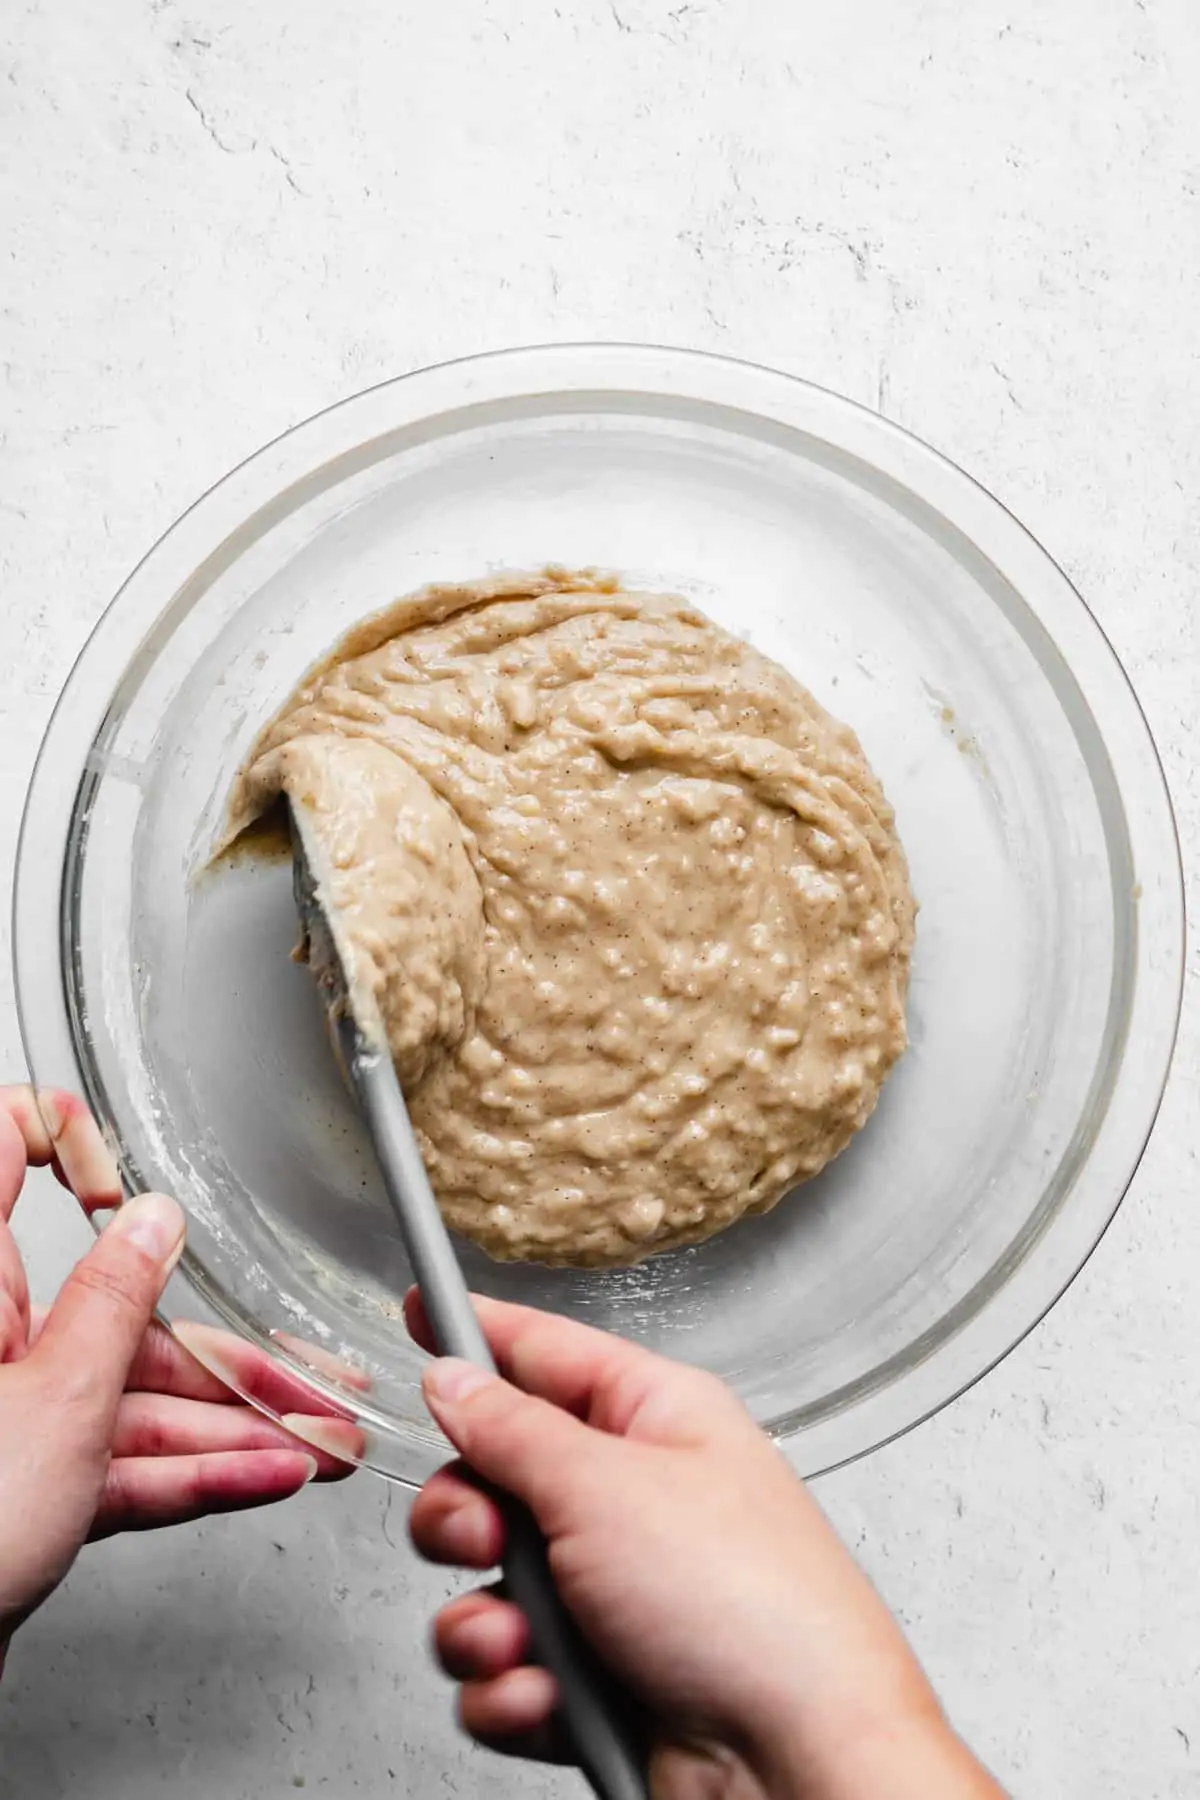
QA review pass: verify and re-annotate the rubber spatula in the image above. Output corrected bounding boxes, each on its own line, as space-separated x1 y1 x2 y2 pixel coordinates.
287 797 649 1800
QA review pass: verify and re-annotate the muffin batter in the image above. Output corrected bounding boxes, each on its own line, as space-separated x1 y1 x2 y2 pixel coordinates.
226 570 914 1267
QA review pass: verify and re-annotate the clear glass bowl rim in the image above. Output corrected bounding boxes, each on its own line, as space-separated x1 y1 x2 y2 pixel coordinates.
12 342 1186 1483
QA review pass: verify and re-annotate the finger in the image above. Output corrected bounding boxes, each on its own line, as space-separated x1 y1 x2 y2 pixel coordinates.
32 1194 185 1449
27 1304 363 1472
410 1462 506 1568
0 1089 78 1210
458 1667 562 1759
0 1086 54 1168
0 1104 29 1225
28 1310 274 1405
173 1320 366 1422
122 1320 261 1403
436 1591 531 1681
20 1090 123 1212
270 1330 374 1393
421 1360 610 1528
90 1447 318 1538
0 1112 30 1341
275 1413 367 1465
407 1289 729 1444
109 1392 351 1478
144 1320 366 1465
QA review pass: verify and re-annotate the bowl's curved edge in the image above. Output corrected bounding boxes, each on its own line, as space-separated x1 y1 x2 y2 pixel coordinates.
12 341 1188 1484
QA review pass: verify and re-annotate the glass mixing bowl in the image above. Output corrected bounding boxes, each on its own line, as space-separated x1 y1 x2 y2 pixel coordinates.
13 345 1183 1483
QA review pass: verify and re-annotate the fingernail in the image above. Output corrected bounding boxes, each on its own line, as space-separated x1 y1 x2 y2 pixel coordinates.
300 1455 319 1485
424 1358 493 1406
107 1193 186 1269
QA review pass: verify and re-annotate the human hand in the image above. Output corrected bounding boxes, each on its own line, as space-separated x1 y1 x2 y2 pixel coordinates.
408 1295 1004 1800
0 1086 357 1668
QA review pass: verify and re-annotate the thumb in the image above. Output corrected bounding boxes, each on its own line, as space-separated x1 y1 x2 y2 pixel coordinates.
32 1193 186 1440
423 1358 609 1527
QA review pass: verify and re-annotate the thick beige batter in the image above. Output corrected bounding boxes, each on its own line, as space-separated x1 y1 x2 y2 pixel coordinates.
227 570 914 1268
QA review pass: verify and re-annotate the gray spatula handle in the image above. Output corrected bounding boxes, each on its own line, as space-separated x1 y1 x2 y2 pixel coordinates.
353 1052 650 1800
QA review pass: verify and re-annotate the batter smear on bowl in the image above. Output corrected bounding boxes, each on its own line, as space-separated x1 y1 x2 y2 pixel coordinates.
225 569 915 1267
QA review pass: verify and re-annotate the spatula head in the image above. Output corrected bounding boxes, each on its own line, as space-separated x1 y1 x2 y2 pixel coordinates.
286 796 381 1070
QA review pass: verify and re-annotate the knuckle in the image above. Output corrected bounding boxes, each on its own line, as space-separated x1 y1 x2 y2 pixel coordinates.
68 1256 144 1316
101 1457 130 1520
132 1401 170 1459
409 1496 450 1558
135 1321 180 1395
184 1461 208 1514
139 1328 172 1392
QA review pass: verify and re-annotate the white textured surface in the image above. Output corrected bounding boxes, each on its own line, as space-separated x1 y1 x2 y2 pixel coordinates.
1 1 1198 1794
